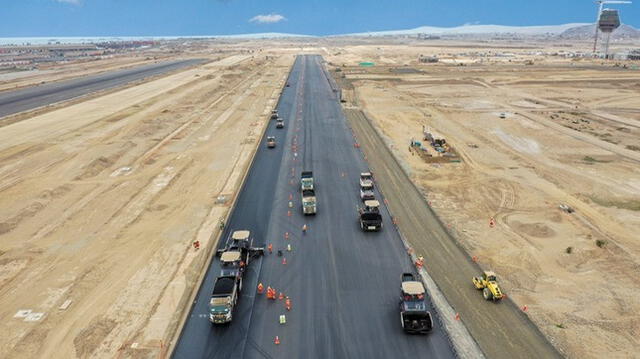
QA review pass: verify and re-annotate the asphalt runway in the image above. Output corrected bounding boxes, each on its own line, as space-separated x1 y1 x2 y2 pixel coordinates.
173 55 456 358
0 59 205 118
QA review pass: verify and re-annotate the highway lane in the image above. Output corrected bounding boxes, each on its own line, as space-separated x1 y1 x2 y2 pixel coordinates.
173 55 456 358
0 59 206 118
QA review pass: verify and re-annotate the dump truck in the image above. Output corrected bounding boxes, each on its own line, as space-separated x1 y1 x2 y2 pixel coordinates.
302 189 317 215
358 200 383 231
301 171 314 191
266 136 276 148
359 172 374 188
400 273 433 334
209 275 239 324
472 271 504 301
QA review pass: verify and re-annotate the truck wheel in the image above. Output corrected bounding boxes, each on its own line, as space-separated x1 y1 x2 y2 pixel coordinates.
483 288 493 301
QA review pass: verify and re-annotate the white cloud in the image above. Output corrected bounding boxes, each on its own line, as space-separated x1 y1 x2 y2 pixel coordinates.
56 0 82 4
249 13 286 24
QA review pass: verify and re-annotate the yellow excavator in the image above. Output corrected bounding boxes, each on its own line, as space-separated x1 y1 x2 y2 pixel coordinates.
472 271 504 301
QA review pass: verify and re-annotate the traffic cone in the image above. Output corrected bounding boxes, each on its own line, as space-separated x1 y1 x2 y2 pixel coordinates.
257 283 264 294
455 313 460 321
285 232 289 240
285 298 292 311
522 305 528 312
274 336 280 345
282 257 287 265
268 243 273 254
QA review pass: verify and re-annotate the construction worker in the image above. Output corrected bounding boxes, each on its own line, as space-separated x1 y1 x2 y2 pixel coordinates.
302 224 308 234
193 241 200 250
268 243 273 254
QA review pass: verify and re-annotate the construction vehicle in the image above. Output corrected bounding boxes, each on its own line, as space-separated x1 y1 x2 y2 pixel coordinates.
301 189 317 215
359 172 374 189
266 136 276 148
301 171 314 191
472 271 504 301
358 200 383 231
209 275 239 324
360 183 375 201
400 273 433 334
216 230 264 261
276 119 284 129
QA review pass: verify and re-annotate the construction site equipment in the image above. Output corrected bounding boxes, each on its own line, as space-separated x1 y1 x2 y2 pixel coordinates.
266 136 276 148
300 171 314 191
358 200 383 231
359 172 374 189
400 273 433 334
301 189 317 215
472 271 504 301
209 276 239 324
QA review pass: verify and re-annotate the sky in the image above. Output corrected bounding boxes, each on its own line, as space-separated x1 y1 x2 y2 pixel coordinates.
1 0 639 37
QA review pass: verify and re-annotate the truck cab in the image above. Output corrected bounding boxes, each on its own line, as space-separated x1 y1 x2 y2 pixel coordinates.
359 200 383 231
301 171 314 191
359 172 374 189
400 273 433 334
360 183 375 201
209 275 239 324
302 189 317 215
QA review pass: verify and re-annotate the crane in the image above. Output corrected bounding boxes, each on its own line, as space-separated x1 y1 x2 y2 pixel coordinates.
592 0 632 55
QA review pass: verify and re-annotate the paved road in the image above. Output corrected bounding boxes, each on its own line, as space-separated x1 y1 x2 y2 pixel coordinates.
0 59 205 118
173 55 456 358
346 109 562 359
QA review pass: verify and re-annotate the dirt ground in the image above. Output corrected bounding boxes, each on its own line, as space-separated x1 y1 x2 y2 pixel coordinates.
0 50 293 358
330 41 640 358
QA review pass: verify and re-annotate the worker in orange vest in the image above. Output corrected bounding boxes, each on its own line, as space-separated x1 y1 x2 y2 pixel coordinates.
193 241 200 250
268 243 273 254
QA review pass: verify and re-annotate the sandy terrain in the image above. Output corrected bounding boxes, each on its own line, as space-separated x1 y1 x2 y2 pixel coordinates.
331 42 640 358
0 52 292 358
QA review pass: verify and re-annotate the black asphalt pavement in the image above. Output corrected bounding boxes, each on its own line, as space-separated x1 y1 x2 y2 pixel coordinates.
172 55 456 359
0 59 205 118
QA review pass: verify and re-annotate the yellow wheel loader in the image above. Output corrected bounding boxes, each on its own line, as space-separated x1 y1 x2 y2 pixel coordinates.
472 271 504 301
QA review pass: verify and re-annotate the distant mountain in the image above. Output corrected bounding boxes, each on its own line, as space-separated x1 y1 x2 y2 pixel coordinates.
556 24 640 40
342 23 591 37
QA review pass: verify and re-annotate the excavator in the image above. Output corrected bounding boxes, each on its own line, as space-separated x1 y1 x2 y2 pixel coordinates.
472 271 504 301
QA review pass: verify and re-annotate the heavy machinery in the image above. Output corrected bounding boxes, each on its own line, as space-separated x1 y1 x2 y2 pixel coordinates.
210 230 264 324
301 189 317 215
400 273 433 334
359 172 374 189
358 200 383 231
301 171 314 191
209 275 239 324
266 136 276 148
472 271 504 301
216 230 264 260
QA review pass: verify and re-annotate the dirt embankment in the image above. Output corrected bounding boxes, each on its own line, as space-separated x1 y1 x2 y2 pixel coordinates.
0 53 293 358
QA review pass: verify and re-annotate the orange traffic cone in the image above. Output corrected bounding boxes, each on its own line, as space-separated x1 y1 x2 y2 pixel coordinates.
455 313 460 321
257 283 264 294
285 232 289 240
285 298 292 311
274 336 280 345
282 257 287 265
268 243 273 254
